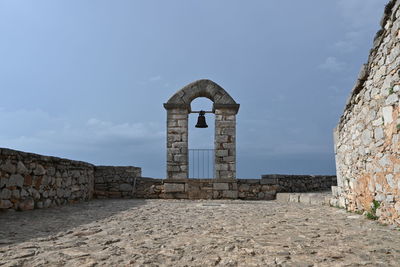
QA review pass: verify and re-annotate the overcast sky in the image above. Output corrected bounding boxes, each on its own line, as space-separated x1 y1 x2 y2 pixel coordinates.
0 0 388 178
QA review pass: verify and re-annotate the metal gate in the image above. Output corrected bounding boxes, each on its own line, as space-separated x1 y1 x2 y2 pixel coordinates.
189 149 214 178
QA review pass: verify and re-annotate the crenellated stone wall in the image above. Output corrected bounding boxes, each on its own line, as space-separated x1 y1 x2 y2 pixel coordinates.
333 0 400 226
0 148 94 211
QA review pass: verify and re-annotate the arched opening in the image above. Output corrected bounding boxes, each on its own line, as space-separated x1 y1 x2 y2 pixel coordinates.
164 79 239 180
189 97 215 178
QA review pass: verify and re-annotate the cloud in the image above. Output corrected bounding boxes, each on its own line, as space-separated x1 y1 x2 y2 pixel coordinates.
0 108 164 162
149 75 161 81
334 0 386 53
337 0 386 29
334 31 363 53
318 57 346 72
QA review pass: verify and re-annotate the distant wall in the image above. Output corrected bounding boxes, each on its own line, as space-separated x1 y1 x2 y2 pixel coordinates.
161 176 336 200
261 174 337 193
333 0 400 226
93 167 162 199
0 148 94 211
94 166 141 199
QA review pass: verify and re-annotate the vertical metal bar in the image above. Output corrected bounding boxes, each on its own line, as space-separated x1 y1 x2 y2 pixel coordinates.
202 150 204 178
207 150 209 178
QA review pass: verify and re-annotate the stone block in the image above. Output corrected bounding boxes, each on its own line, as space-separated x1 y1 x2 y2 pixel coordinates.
1 161 16 174
261 178 278 185
213 183 229 190
222 190 238 199
8 174 24 188
382 106 393 125
215 150 229 157
17 161 29 175
310 195 325 205
120 184 133 192
215 164 228 171
0 188 11 199
289 194 300 203
239 184 250 192
18 198 34 211
164 183 185 193
276 193 290 203
0 199 13 209
299 194 311 204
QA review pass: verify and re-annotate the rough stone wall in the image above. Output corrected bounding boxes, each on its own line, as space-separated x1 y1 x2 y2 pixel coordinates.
166 108 189 179
94 166 142 198
161 175 336 200
134 177 164 199
261 174 337 193
0 148 94 211
215 108 236 179
333 0 400 225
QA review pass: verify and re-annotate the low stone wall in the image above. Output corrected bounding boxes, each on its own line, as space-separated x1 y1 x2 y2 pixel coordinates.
261 174 337 193
161 176 335 200
94 166 141 199
0 148 94 211
237 179 278 200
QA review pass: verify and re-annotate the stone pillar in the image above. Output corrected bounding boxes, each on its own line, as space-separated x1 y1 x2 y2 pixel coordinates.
166 107 189 180
214 108 236 180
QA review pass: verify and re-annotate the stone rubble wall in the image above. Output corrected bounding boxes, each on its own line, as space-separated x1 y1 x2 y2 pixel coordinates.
333 0 400 225
93 166 142 198
261 174 337 193
0 148 94 211
161 175 336 200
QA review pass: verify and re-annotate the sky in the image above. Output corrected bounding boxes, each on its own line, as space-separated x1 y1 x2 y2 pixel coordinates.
0 0 388 178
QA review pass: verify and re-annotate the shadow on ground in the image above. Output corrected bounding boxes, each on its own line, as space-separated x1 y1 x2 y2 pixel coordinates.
0 199 147 246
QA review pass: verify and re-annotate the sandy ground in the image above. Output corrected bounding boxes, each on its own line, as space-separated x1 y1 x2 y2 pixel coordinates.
1 199 400 266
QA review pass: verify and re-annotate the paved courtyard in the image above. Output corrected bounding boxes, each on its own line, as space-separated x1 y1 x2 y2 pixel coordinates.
1 199 400 266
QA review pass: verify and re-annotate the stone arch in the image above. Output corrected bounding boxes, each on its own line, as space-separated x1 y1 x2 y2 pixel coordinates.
164 79 239 180
164 79 240 113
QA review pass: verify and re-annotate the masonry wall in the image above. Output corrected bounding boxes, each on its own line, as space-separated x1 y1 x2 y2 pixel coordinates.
161 175 336 200
0 148 94 211
166 108 189 179
94 166 142 198
215 108 237 179
262 174 337 193
333 0 400 225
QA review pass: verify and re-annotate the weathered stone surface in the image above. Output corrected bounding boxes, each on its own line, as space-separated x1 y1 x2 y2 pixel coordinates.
3 199 399 266
0 188 11 199
1 161 16 174
334 1 400 226
222 190 238 199
18 198 34 211
17 161 29 175
8 174 24 188
0 147 95 211
0 199 12 209
119 183 133 192
213 183 229 191
164 183 185 193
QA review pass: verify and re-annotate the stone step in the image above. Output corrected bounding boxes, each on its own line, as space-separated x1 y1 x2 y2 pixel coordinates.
276 191 332 206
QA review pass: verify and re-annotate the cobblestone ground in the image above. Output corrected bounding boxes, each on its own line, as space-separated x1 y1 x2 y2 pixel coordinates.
1 199 400 267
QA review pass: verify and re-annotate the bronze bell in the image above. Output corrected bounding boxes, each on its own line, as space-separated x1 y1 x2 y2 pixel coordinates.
195 110 208 128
